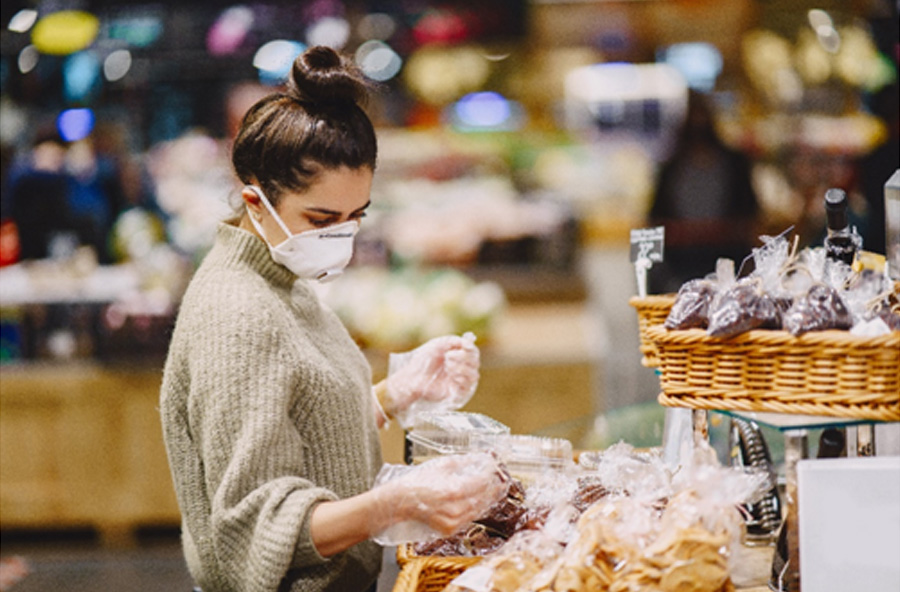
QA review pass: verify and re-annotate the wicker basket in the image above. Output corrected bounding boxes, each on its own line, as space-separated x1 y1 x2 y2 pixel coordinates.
646 325 900 421
392 556 481 592
396 544 481 568
629 294 676 367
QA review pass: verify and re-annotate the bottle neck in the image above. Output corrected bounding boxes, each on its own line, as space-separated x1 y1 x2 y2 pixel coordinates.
824 188 849 232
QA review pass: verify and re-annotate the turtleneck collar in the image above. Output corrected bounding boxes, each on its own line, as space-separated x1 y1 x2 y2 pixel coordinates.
213 222 297 290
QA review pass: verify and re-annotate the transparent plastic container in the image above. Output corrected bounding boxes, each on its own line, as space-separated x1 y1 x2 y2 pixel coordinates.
406 411 510 464
886 169 900 280
474 433 575 482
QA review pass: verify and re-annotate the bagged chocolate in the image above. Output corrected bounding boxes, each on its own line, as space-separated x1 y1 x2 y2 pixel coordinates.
782 283 853 335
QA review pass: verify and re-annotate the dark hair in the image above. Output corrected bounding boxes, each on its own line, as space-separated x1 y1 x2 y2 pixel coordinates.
231 45 377 205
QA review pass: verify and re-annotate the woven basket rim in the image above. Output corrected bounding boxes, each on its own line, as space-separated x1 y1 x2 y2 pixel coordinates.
629 294 677 308
397 543 482 568
393 556 478 592
646 325 900 347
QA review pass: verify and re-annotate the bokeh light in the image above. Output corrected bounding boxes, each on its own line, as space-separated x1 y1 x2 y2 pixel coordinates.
306 16 350 49
355 40 402 82
253 40 305 84
357 13 396 41
404 46 491 105
207 5 254 56
17 45 40 74
107 13 163 48
31 10 100 56
8 9 38 33
63 51 102 102
104 49 133 82
454 92 511 128
57 108 95 142
657 42 723 92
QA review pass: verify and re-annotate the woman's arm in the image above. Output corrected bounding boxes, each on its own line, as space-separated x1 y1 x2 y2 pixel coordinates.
371 380 390 429
309 454 509 557
309 490 385 557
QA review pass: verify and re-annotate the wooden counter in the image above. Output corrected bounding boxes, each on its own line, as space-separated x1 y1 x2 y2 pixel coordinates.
0 362 179 545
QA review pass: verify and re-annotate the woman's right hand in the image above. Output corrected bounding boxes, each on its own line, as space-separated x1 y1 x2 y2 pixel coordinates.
370 453 508 540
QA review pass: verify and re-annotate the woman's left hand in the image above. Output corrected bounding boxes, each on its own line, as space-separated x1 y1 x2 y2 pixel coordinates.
381 333 480 427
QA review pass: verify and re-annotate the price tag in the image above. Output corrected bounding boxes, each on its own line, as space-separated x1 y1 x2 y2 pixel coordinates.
630 226 665 263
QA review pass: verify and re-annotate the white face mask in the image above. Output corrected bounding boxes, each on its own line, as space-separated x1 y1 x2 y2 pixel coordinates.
246 185 359 282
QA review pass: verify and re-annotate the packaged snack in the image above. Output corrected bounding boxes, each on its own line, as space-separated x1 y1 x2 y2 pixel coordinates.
665 259 736 330
665 279 717 330
486 442 767 592
707 278 782 339
782 283 853 335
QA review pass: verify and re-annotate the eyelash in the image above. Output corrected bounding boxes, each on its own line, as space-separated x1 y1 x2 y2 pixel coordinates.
309 212 366 227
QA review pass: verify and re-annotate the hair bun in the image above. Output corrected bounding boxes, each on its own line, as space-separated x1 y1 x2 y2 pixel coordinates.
288 45 369 107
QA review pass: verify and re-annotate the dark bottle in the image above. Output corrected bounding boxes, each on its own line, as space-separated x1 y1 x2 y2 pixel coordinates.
823 188 861 265
816 427 846 459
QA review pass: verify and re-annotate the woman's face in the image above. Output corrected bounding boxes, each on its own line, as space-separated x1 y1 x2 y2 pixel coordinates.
243 166 373 244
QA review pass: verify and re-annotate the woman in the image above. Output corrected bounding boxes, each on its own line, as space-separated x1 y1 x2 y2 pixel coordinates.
160 46 507 592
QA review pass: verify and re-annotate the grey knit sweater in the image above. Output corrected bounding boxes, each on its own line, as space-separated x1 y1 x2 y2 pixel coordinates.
160 222 383 592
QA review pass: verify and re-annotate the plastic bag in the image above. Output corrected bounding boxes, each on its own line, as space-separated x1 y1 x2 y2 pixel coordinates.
707 278 782 338
512 441 767 592
446 529 567 592
782 283 853 335
665 259 735 330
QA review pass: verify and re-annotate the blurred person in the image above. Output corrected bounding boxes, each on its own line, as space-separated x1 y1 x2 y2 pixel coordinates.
859 83 899 256
647 90 761 293
857 0 899 256
64 135 128 263
5 126 77 260
788 146 868 250
159 46 507 592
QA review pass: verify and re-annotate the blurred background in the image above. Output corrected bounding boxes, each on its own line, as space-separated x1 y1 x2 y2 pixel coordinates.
0 0 897 589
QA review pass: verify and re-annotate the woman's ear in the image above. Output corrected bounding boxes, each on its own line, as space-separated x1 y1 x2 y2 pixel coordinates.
241 185 263 220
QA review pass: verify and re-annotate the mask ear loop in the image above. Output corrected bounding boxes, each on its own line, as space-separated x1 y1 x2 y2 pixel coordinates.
247 185 294 239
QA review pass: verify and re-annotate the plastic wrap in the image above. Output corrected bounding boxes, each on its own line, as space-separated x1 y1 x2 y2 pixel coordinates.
407 411 510 464
371 452 509 546
664 259 735 330
444 441 768 592
388 332 480 428
707 278 782 338
413 463 615 558
474 434 575 484
664 279 718 330
782 283 853 335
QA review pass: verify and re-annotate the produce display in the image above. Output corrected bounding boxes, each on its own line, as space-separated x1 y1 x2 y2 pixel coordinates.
316 266 506 352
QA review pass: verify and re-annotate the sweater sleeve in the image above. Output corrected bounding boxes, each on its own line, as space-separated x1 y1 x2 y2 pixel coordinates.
186 278 342 592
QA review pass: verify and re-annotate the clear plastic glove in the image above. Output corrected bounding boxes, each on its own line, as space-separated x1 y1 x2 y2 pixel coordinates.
384 332 480 428
370 452 510 546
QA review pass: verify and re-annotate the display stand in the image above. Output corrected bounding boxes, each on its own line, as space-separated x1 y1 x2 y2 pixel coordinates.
696 409 891 592
630 265 898 591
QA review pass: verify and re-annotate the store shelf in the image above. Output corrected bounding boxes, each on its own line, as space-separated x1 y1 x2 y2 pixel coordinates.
712 409 885 432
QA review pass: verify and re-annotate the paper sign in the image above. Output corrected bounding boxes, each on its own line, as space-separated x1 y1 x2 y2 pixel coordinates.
630 226 665 263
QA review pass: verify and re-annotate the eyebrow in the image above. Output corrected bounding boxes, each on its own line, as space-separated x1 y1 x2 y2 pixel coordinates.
305 200 371 217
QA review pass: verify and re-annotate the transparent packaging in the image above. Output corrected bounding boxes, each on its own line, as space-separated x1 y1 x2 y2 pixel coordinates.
886 169 900 281
406 411 510 464
474 434 575 483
